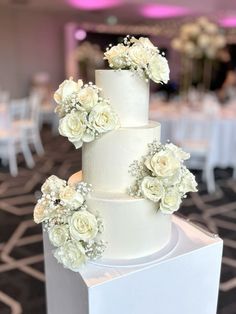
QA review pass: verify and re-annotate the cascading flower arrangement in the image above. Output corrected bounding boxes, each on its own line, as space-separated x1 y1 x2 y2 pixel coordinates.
104 35 170 84
171 17 226 60
54 78 119 148
33 175 106 271
129 141 198 214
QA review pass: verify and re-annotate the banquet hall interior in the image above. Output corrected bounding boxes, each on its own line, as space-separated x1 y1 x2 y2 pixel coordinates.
0 0 236 313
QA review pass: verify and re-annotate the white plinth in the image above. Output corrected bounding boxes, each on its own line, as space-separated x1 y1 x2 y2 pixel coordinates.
43 216 223 314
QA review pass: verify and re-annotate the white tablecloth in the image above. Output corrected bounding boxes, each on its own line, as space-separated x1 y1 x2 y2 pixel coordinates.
149 102 236 168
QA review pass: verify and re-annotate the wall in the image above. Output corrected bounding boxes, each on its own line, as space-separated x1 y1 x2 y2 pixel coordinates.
0 7 78 98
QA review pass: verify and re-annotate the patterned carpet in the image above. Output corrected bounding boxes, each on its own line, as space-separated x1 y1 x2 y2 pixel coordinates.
0 127 236 314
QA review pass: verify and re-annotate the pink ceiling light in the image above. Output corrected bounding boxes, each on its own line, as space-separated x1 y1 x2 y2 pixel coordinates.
69 0 120 10
75 29 87 40
219 16 236 28
140 4 190 19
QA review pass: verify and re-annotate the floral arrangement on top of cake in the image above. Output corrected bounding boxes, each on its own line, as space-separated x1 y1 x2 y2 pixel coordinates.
129 141 198 214
104 35 170 84
54 78 119 149
33 175 106 271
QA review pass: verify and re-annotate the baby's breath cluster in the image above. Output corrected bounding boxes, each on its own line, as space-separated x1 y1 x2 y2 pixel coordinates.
33 175 106 271
104 35 170 84
54 78 119 149
129 142 198 214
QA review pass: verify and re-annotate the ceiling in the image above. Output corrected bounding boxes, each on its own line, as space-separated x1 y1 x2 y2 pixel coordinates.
1 0 236 26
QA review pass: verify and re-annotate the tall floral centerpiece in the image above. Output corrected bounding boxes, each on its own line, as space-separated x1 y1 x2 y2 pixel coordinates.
172 17 226 93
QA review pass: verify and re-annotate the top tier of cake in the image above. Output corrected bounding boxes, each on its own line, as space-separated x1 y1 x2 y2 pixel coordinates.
96 70 149 127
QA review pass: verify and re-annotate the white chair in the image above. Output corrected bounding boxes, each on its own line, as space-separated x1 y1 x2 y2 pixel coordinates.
11 95 44 156
0 104 34 176
174 114 216 193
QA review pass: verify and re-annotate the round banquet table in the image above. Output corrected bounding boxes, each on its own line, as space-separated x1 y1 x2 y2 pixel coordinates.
149 101 236 169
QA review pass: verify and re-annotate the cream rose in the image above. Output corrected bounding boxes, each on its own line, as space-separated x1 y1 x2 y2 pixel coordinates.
88 104 118 134
77 86 99 111
160 189 182 214
145 150 180 178
49 225 69 247
59 186 84 209
184 41 196 57
141 176 164 202
33 200 47 224
59 111 87 148
54 78 83 104
148 54 170 84
41 175 66 198
54 240 86 270
214 35 226 49
69 211 98 241
179 169 198 194
198 34 210 49
165 143 190 161
136 37 156 49
104 44 128 68
171 38 182 51
128 44 152 67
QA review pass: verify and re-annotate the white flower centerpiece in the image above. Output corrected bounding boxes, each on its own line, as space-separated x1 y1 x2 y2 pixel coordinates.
129 141 198 214
171 17 226 60
104 35 170 84
33 175 106 271
54 78 119 148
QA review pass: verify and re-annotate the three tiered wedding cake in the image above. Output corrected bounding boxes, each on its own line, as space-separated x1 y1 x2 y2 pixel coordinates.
84 70 171 259
34 36 197 271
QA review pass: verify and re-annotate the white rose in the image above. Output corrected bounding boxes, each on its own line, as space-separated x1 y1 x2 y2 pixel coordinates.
69 211 98 241
82 128 95 143
184 41 196 57
78 86 99 111
214 35 226 49
33 199 48 224
198 34 210 49
189 24 201 38
165 143 190 161
59 186 84 209
148 54 170 84
145 150 180 178
141 176 164 202
88 104 118 134
54 240 86 271
128 44 152 67
205 23 218 34
41 175 66 198
49 225 69 247
171 38 182 51
162 169 182 188
179 169 198 194
59 111 87 149
160 189 182 214
131 37 156 49
54 78 83 104
104 44 128 68
181 24 192 37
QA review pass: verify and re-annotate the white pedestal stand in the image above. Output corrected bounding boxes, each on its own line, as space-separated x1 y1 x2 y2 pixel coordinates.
43 215 223 314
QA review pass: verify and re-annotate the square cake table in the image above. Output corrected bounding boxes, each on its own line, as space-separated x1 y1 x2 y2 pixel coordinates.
43 215 223 314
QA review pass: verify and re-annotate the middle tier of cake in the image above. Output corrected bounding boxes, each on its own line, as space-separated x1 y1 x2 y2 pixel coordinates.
82 121 160 194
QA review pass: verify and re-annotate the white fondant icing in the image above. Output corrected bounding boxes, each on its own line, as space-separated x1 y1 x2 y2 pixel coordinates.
82 122 160 194
95 70 149 127
87 192 172 259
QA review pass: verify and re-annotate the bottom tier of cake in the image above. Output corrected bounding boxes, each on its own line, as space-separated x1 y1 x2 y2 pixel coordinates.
87 192 172 260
